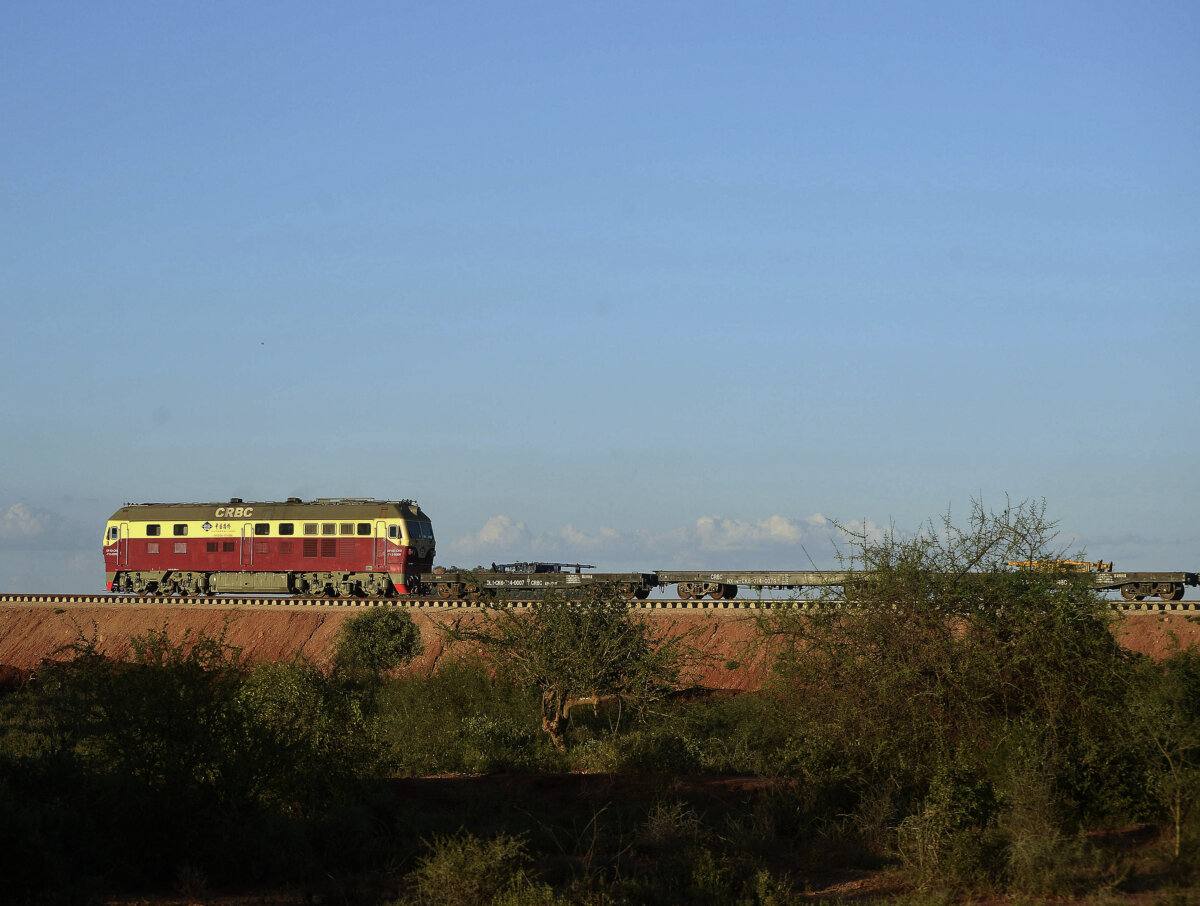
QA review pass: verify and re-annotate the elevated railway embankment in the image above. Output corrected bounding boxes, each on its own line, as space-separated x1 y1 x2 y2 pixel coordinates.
1 595 1197 690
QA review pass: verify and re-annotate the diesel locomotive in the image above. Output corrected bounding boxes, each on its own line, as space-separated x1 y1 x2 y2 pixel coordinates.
103 498 435 597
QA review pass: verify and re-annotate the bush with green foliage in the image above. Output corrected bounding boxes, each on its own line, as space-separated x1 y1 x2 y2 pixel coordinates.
379 659 557 774
333 604 423 682
0 623 398 900
758 500 1140 890
442 585 693 749
397 831 542 906
1127 648 1200 860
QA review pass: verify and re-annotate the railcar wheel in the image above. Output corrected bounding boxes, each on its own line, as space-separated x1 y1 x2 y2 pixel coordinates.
1120 585 1145 602
1160 584 1185 602
677 585 694 600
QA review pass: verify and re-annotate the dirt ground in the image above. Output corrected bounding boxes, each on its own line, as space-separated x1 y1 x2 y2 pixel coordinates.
0 603 1195 690
0 603 769 689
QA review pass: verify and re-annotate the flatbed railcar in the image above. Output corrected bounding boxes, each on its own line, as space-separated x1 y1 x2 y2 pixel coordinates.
104 498 435 597
1096 572 1196 602
422 562 659 599
421 565 1197 602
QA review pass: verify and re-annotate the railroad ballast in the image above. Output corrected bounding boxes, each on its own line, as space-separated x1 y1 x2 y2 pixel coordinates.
103 499 1197 601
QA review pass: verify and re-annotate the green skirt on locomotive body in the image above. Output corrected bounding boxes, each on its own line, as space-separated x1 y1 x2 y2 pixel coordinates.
102 498 435 597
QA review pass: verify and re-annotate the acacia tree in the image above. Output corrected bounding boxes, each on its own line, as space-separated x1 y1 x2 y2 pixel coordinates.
758 499 1135 882
443 584 691 749
1128 649 1200 859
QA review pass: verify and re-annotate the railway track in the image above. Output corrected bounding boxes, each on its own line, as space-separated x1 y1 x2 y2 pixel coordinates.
2 593 1198 613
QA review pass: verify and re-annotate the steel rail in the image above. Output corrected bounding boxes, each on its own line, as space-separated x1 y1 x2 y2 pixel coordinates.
1 593 1197 613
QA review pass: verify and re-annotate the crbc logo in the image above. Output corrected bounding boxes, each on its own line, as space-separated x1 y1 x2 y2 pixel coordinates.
214 506 254 518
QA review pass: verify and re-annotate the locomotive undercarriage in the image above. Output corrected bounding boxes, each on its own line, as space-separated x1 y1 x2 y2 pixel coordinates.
113 570 401 598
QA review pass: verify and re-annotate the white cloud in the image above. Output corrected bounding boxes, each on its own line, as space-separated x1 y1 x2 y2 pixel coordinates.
541 524 621 550
695 514 802 550
0 503 50 540
443 511 860 570
447 515 531 558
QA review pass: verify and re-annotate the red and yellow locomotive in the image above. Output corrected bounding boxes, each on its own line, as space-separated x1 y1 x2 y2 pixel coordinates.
103 498 435 597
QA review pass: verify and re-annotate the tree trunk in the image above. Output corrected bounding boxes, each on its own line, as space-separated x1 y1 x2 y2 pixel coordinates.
542 690 567 750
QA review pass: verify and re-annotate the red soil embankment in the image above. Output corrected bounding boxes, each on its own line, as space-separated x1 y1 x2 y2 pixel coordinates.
1113 611 1200 659
0 604 768 690
0 605 1195 691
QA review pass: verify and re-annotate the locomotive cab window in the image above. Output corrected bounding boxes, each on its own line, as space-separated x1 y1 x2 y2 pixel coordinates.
278 523 294 535
388 525 400 539
254 523 270 536
173 524 187 536
107 527 118 541
146 524 161 536
357 522 370 535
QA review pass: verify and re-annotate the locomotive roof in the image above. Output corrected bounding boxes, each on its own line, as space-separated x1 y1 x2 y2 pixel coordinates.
108 498 429 521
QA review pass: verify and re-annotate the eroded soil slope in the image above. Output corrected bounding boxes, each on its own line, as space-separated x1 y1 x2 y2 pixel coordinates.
0 603 768 689
0 604 1195 691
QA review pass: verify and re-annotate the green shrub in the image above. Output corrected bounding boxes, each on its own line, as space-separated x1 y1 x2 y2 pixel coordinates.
378 660 556 774
333 606 423 681
399 831 536 906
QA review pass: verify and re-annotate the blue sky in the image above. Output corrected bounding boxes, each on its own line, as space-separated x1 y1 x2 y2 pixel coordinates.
2 1 1197 591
